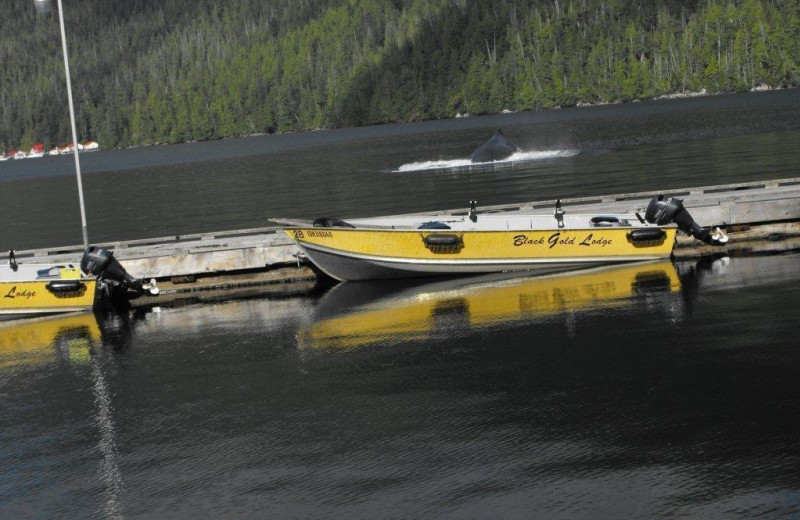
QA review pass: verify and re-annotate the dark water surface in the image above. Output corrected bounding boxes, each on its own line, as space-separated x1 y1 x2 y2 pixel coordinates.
2 89 800 251
1 253 800 519
2 90 800 519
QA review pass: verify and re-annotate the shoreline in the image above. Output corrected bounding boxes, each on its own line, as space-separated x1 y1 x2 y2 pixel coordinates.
136 84 789 148
0 85 792 157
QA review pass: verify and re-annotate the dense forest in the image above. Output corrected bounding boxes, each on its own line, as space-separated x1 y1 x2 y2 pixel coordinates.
1 0 799 151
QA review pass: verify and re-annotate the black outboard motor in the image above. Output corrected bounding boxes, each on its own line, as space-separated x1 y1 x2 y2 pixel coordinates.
645 195 728 245
81 246 158 296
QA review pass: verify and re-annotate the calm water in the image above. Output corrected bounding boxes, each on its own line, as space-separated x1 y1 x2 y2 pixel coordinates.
1 253 800 519
2 90 800 519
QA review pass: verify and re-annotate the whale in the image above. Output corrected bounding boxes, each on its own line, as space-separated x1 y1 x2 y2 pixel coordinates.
470 129 519 163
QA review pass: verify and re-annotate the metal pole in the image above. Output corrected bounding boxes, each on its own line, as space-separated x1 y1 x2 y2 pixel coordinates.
56 0 89 249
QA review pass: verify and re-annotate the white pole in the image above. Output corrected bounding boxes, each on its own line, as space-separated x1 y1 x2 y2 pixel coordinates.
56 0 89 249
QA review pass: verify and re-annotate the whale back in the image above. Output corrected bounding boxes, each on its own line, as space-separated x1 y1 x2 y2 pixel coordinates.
470 129 519 163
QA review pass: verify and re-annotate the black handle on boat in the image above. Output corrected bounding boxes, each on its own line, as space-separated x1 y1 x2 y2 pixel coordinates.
423 234 462 246
9 250 17 272
628 228 667 243
591 216 620 225
46 280 86 294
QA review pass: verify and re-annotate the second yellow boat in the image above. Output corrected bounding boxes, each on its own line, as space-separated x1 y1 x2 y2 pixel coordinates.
285 196 727 281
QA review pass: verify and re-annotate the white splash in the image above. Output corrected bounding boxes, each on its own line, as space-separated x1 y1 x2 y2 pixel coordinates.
394 149 580 172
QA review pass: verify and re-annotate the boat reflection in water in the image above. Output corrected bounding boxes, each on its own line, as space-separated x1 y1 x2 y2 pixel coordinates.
0 311 100 369
0 309 127 518
303 260 683 350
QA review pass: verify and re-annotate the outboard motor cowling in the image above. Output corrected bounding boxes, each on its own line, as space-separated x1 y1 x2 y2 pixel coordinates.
645 195 728 246
81 247 158 296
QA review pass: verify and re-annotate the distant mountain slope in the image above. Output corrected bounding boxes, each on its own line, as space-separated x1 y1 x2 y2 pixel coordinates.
2 0 798 150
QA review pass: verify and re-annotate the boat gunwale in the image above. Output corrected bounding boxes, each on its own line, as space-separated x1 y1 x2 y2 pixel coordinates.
284 224 676 233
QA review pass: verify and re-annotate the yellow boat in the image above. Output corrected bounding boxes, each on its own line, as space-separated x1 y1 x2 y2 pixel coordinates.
0 262 97 320
1 246 159 321
285 196 727 281
303 260 681 350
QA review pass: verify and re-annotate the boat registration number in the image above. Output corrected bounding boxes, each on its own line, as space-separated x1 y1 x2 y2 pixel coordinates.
294 229 333 239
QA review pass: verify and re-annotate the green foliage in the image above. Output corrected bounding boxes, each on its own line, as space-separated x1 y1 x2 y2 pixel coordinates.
2 0 800 150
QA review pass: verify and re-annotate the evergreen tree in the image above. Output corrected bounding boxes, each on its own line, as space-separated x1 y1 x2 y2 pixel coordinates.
1 0 799 151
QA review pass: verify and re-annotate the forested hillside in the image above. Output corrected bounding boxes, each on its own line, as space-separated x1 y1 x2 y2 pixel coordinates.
1 0 798 150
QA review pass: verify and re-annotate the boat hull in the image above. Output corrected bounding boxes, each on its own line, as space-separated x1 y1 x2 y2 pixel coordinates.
0 270 97 321
286 227 677 281
0 305 95 321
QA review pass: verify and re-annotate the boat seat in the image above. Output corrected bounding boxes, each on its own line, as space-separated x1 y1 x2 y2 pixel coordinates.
418 221 452 230
36 267 61 279
313 217 355 228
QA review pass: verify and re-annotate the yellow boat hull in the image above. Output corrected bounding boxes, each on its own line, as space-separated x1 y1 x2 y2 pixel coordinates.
0 269 97 320
286 226 677 281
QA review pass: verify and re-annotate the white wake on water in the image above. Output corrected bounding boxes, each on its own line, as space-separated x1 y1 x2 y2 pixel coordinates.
394 149 580 172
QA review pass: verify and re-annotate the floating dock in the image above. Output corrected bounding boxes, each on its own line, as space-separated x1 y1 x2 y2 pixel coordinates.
5 177 799 303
